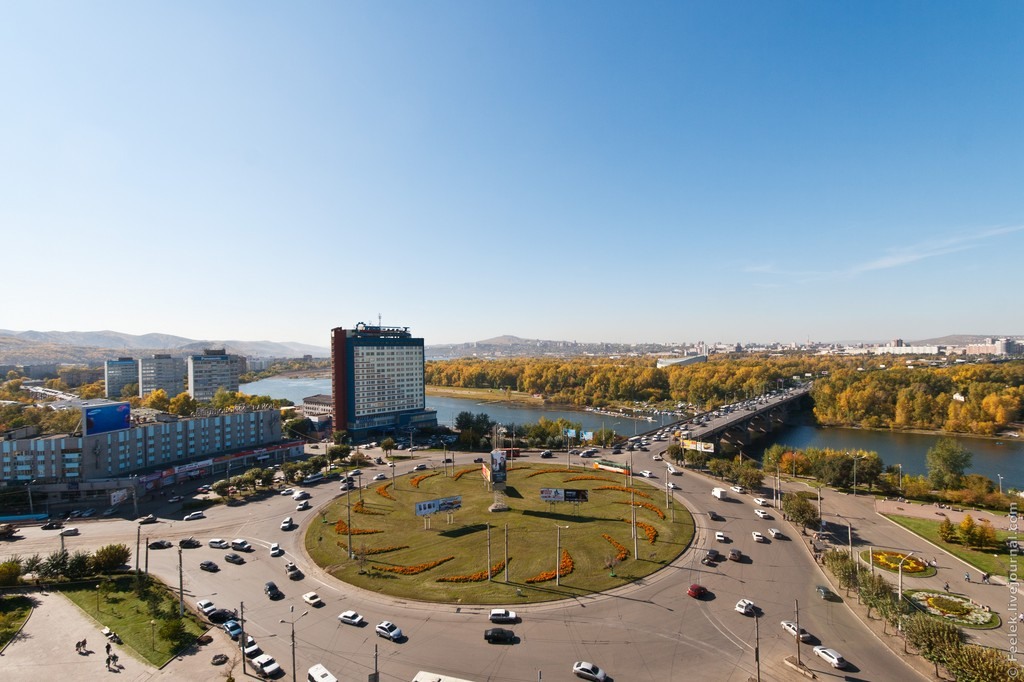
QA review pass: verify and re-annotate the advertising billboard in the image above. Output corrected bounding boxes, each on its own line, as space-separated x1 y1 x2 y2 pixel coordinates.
109 488 130 506
83 402 132 436
540 488 589 503
415 496 463 517
489 449 507 485
682 439 715 453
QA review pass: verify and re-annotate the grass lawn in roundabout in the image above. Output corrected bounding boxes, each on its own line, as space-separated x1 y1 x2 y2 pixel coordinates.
305 462 695 603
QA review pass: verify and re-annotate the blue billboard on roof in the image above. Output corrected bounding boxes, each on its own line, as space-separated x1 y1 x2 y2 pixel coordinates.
83 402 132 436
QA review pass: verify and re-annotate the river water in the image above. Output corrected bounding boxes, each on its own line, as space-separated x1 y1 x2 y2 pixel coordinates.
241 377 1024 488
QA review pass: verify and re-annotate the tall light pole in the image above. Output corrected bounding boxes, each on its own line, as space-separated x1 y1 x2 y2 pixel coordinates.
851 453 865 496
280 605 308 682
998 474 1004 496
555 525 569 586
897 551 916 604
28 479 36 515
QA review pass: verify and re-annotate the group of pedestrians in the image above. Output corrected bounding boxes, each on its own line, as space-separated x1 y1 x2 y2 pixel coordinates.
75 636 120 671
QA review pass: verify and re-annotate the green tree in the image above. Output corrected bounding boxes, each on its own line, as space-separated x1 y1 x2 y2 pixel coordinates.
66 550 92 579
40 549 69 578
926 437 973 490
735 465 764 491
158 617 189 648
944 642 1023 680
666 444 683 466
283 417 313 439
687 448 709 470
119 383 139 399
91 544 132 573
903 612 964 676
380 438 395 456
211 480 231 497
707 458 730 479
0 560 21 586
782 494 819 532
328 444 351 464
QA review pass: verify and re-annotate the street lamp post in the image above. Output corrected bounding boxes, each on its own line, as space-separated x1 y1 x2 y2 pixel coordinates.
998 474 1004 496
897 551 916 606
28 479 36 515
851 454 865 496
150 619 156 650
280 605 308 682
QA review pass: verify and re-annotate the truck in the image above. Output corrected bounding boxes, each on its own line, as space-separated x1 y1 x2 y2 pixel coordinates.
711 488 728 500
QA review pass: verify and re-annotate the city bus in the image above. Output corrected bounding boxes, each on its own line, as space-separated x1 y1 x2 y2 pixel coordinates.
412 672 479 682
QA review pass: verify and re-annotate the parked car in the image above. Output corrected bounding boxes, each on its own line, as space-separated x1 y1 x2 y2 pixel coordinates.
484 627 515 643
253 653 282 677
240 635 261 658
168 495 184 503
80 508 96 517
572 661 607 681
199 560 219 572
138 514 158 525
780 620 811 642
223 620 243 639
375 620 402 641
179 536 201 548
224 553 245 565
489 608 518 623
207 608 234 623
735 599 755 616
148 540 172 549
279 488 294 496
196 599 217 617
302 591 323 606
59 527 79 536
687 584 707 599
813 646 847 669
196 485 211 493
338 610 364 626
183 511 205 521
209 538 229 549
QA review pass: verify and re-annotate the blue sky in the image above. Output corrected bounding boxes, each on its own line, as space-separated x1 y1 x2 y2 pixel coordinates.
2 2 1021 348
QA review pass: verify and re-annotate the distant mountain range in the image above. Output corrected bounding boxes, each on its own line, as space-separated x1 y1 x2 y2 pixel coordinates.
0 329 330 365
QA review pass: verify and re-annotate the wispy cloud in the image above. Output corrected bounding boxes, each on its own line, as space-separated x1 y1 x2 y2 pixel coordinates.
746 224 1024 283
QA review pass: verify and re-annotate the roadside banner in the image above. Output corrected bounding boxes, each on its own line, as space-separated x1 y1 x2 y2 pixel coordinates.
415 496 462 517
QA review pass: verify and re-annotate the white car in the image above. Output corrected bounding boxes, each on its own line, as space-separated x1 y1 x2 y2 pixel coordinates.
292 490 310 501
372 473 387 481
269 543 283 557
59 527 80 536
280 488 293 496
338 610 364 626
196 599 217 617
253 653 281 676
735 599 755 616
489 608 518 623
768 528 784 539
209 538 229 549
572 661 607 681
754 509 771 519
752 531 766 542
730 485 746 494
413 463 428 471
667 482 678 490
638 470 653 478
295 500 310 511
715 531 728 542
652 454 663 461
240 634 261 657
280 517 293 530
753 497 770 506
349 469 362 477
780 620 811 642
183 511 205 521
375 620 402 640
302 591 323 606
386 462 396 467
813 646 848 669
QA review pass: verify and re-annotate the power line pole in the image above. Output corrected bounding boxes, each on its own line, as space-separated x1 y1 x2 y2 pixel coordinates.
177 547 184 616
240 601 247 676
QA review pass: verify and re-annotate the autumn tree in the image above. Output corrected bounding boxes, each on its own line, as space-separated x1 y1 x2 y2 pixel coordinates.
91 544 132 573
903 612 964 676
958 515 977 549
782 494 819 532
168 392 198 416
937 517 956 542
143 389 171 412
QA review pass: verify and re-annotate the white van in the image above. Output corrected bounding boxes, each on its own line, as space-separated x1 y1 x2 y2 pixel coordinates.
307 664 337 682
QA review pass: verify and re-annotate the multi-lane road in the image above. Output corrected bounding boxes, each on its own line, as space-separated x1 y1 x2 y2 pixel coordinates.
8 447 926 682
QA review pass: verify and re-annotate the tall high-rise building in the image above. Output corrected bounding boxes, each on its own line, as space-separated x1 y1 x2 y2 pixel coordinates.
104 357 138 398
139 354 187 398
187 349 245 401
331 323 437 440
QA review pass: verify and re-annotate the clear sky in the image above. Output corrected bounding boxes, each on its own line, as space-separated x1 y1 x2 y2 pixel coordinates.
2 2 1021 348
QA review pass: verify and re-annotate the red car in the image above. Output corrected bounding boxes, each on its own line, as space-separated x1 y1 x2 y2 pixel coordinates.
687 584 707 599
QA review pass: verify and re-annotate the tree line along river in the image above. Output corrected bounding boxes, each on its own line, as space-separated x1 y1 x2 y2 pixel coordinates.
241 376 1024 489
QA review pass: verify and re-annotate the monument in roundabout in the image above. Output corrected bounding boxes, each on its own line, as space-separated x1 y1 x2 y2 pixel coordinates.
303 450 695 604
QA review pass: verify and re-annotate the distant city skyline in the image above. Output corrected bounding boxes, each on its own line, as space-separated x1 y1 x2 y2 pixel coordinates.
2 3 1021 347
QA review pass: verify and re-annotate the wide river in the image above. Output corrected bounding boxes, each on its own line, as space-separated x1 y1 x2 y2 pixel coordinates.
241 377 1024 488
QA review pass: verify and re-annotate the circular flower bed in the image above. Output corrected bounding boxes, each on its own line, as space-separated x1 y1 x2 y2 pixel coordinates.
859 550 934 576
907 589 1001 629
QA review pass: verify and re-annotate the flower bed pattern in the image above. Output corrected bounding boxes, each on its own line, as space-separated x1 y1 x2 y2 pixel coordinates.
564 475 616 482
411 472 440 488
861 550 930 574
602 534 629 562
334 519 383 536
626 519 658 544
526 468 573 478
373 556 455 575
375 482 396 500
352 500 386 515
339 543 409 555
437 559 508 583
525 549 575 584
615 500 666 519
452 467 480 481
907 589 1001 628
595 485 650 499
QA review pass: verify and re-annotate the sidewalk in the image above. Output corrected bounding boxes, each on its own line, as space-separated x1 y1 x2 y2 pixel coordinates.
875 497 1011 531
1 590 237 682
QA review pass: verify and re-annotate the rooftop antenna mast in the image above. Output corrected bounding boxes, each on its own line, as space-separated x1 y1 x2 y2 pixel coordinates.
378 313 382 328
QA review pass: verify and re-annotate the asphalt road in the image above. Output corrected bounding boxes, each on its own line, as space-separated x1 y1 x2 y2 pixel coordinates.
8 448 926 682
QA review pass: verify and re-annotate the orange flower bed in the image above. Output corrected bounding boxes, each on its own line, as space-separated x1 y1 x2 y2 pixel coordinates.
437 559 508 583
334 519 383 536
602 533 629 561
595 485 650 499
352 500 386 515
375 482 396 500
527 468 574 478
525 549 575 584
452 467 481 481
373 556 455 575
615 500 666 519
564 475 615 482
339 543 409 555
634 520 658 544
411 472 440 488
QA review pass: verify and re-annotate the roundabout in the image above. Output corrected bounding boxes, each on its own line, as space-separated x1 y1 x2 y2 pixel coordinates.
304 462 695 603
905 589 1002 629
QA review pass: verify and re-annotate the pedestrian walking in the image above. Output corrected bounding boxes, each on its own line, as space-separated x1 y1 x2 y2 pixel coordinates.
82 638 86 652
105 655 111 670
75 640 81 653
964 572 971 582
105 642 111 655
943 581 950 592
982 572 990 584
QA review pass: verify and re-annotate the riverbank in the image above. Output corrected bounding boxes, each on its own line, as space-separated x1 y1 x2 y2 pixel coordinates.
811 422 1021 443
425 385 545 406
